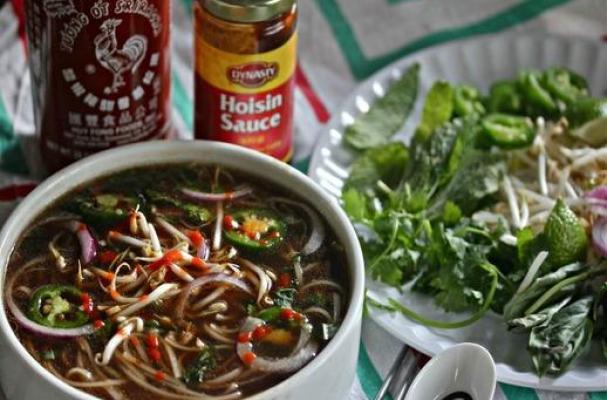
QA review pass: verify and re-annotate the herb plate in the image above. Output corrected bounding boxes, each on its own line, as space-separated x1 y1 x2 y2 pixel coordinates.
308 34 607 391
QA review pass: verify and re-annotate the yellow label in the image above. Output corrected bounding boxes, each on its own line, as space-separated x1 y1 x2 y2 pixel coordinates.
196 33 297 94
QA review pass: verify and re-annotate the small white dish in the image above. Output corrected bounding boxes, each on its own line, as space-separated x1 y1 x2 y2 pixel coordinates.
405 343 496 400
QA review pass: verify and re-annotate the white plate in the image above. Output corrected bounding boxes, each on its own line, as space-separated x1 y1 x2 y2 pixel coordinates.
308 34 607 391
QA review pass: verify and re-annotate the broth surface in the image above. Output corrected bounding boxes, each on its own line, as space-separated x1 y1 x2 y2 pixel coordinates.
5 164 349 399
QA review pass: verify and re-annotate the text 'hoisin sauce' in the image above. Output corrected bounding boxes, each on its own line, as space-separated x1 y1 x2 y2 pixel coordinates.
194 0 298 161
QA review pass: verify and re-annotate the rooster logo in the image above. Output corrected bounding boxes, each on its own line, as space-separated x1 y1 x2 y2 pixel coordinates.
93 19 148 94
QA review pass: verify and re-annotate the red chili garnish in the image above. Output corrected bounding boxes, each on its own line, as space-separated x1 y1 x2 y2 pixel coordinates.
149 348 162 363
238 331 252 343
293 312 303 321
242 351 257 365
80 293 94 314
98 250 118 264
165 249 182 262
223 215 236 230
98 270 114 281
154 370 166 382
145 334 159 349
280 308 296 321
110 289 119 299
93 320 105 329
138 294 149 302
277 273 291 288
186 230 204 247
252 326 271 341
191 257 207 270
147 249 183 271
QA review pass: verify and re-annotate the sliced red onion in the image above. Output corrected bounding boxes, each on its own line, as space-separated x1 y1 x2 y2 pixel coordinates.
5 287 94 338
271 197 325 255
197 238 210 260
587 186 607 201
593 217 607 257
65 221 97 264
585 186 607 214
175 274 253 322
181 185 253 202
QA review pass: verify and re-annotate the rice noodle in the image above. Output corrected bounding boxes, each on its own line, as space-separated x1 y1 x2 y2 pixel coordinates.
192 286 228 311
108 231 149 249
332 292 341 322
293 256 303 286
303 306 333 322
148 223 162 256
169 263 195 282
137 211 151 238
108 263 141 304
118 362 241 400
204 367 243 385
516 251 549 294
538 152 548 196
238 258 271 304
114 283 179 319
213 202 224 251
97 318 143 365
66 367 94 381
571 147 607 170
156 216 191 245
203 323 234 344
503 176 521 228
300 279 343 294
162 338 182 379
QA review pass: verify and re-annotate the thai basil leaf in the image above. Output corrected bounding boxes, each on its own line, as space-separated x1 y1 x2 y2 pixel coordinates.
529 296 594 376
344 63 420 149
427 149 505 217
503 262 585 321
345 142 409 192
507 295 572 330
184 347 216 385
274 288 296 308
414 81 454 142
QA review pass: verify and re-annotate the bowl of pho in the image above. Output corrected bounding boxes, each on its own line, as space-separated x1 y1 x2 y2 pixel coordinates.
0 140 365 400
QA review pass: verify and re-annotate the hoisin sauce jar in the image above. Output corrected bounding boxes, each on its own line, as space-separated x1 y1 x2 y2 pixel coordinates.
194 0 297 161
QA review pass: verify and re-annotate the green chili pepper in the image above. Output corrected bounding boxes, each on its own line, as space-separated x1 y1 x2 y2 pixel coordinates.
146 190 211 224
481 113 535 149
518 70 558 114
68 192 138 228
543 67 588 105
224 209 286 251
28 284 89 329
453 85 485 117
487 80 522 114
567 97 607 127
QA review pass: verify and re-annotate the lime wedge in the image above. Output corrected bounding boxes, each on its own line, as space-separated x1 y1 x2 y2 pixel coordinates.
573 116 607 147
569 98 607 147
544 199 588 268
